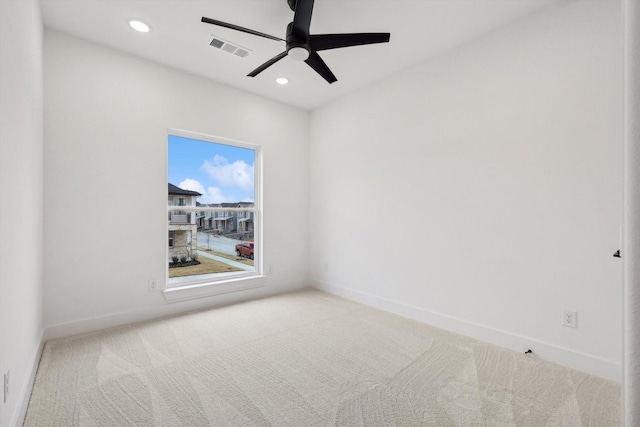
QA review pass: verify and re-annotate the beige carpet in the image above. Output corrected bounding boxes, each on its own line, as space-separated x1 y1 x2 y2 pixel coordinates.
24 289 620 426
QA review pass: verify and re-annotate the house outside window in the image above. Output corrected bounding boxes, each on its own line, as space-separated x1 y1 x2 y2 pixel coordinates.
168 183 201 262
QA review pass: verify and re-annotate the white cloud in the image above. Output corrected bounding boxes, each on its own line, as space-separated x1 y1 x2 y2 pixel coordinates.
201 155 254 193
202 186 233 204
178 178 205 195
178 178 237 204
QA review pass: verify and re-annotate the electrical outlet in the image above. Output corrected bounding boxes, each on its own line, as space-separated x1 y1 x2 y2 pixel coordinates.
148 279 159 292
4 369 9 403
267 264 274 274
563 310 578 328
323 263 329 273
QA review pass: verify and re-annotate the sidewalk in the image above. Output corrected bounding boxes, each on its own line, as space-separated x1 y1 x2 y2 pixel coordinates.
196 250 254 272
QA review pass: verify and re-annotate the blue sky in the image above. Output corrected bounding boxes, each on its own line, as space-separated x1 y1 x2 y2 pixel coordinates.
168 135 255 204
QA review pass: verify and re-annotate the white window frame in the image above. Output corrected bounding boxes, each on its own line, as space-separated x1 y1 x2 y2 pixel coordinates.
165 129 264 301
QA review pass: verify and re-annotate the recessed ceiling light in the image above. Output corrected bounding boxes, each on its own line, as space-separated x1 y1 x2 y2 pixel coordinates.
129 20 150 33
276 78 289 85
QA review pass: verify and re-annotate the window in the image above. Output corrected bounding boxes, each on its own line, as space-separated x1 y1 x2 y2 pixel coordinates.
167 130 261 292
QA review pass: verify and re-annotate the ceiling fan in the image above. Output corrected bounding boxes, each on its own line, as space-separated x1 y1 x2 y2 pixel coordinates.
201 0 390 84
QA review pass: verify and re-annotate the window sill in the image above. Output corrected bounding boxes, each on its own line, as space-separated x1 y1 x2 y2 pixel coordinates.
163 274 266 302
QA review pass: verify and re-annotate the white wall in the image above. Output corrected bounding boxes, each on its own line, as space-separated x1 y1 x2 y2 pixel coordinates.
624 0 640 422
310 0 623 380
0 0 44 425
43 30 309 336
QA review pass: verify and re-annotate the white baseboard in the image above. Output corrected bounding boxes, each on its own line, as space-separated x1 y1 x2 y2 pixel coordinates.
44 281 306 341
311 280 621 382
13 333 45 427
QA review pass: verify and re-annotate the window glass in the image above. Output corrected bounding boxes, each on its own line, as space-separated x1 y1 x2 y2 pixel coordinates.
168 132 260 287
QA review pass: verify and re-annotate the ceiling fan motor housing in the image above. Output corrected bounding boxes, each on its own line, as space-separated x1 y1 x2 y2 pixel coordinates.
286 22 310 59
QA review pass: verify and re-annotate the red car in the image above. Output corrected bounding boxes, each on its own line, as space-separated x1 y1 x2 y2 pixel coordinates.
235 241 254 260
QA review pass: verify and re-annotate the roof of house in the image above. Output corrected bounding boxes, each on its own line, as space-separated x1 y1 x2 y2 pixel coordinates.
190 201 255 208
168 183 202 196
212 202 254 208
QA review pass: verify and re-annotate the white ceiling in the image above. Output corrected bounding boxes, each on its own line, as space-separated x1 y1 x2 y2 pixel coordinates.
40 0 561 110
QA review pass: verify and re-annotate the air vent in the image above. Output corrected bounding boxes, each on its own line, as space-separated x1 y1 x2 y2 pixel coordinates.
209 38 224 49
208 35 252 58
235 49 249 58
221 43 236 54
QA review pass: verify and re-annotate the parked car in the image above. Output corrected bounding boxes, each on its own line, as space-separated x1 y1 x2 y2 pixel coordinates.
235 241 254 260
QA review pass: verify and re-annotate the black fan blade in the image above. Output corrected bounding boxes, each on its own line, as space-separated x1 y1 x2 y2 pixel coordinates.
248 51 288 77
305 52 337 84
310 33 390 51
201 17 285 42
292 0 314 39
